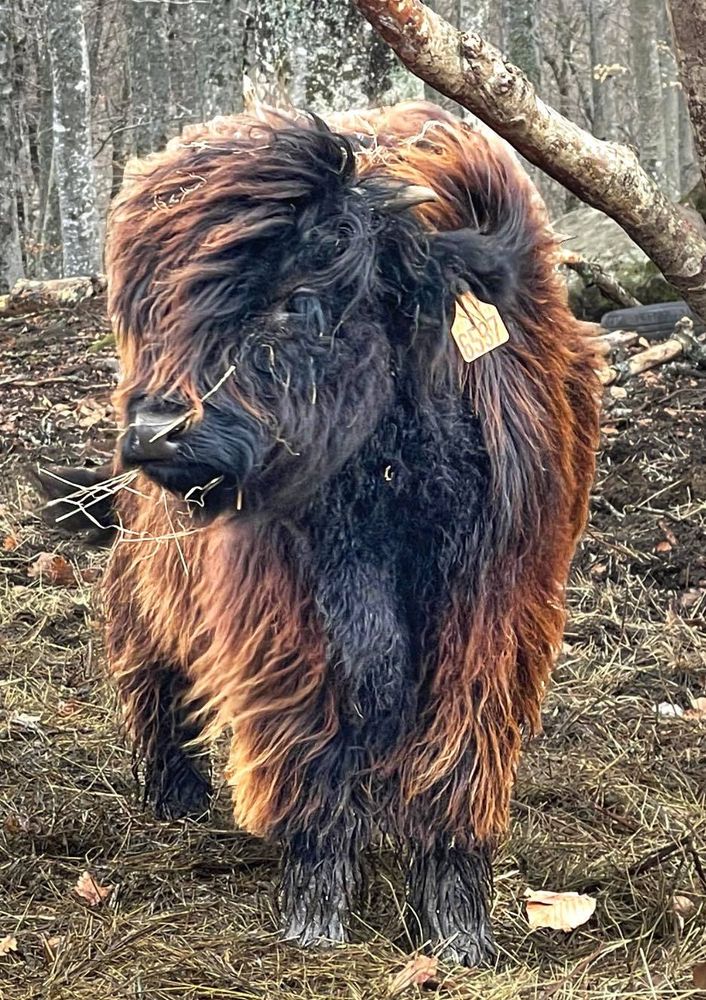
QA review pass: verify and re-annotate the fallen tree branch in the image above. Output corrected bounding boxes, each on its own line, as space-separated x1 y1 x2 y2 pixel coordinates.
353 0 706 318
598 329 640 352
560 251 641 309
0 275 106 315
598 317 706 384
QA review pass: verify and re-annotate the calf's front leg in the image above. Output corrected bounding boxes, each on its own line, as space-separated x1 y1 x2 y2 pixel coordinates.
117 661 212 820
407 839 497 967
279 815 368 946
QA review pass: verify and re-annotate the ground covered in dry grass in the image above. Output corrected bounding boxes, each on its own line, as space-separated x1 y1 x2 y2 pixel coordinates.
0 298 705 999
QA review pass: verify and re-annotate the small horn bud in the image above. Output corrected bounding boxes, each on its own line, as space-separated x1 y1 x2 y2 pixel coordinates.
352 183 439 213
382 185 439 212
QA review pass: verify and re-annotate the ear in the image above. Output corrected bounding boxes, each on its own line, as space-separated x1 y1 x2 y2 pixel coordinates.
428 228 518 311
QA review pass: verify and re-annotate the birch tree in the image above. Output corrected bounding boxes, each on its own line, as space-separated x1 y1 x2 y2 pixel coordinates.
0 0 24 292
47 0 101 276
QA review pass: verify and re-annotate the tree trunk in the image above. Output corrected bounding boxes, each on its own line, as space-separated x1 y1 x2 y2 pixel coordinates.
503 0 541 88
127 0 171 155
46 0 101 276
170 0 211 124
208 0 248 117
630 0 668 183
246 0 393 112
35 21 62 279
658 2 681 198
587 0 613 140
668 0 706 191
353 0 706 319
0 2 24 292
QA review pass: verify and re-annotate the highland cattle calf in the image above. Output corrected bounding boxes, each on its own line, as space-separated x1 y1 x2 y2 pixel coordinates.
60 102 600 964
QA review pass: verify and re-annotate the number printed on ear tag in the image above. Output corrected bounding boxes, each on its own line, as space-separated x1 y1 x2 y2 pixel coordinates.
450 291 510 363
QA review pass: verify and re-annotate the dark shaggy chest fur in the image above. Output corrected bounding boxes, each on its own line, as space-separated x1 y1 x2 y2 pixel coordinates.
289 361 490 755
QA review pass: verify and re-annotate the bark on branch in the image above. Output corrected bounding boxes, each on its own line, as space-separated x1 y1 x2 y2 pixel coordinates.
353 0 706 318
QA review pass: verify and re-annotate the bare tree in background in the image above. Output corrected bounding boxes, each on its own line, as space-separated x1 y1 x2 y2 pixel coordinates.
127 0 171 156
0 0 24 292
669 0 706 189
504 0 541 88
46 0 100 276
2 0 705 285
630 0 668 184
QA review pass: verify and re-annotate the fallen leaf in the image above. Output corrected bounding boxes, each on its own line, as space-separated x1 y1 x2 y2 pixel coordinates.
0 935 17 956
654 540 673 554
525 889 596 932
684 697 706 720
74 871 114 906
672 895 697 921
680 588 706 610
2 534 19 551
658 520 679 547
609 386 628 400
590 562 608 579
693 962 706 989
43 935 63 960
3 812 41 835
57 699 82 717
390 955 440 994
28 552 77 586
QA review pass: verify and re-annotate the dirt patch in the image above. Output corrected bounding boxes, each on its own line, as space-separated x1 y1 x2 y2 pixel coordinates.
0 301 705 999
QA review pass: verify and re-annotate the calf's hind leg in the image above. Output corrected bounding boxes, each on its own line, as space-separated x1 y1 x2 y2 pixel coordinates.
406 838 496 968
118 662 212 820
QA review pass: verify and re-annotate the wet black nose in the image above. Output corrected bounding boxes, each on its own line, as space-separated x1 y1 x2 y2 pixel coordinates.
123 406 188 463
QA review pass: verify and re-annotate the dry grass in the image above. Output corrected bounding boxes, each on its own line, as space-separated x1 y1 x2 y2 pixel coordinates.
0 308 705 998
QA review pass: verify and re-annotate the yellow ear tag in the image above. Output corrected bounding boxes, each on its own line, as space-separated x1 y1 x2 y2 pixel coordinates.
451 291 509 363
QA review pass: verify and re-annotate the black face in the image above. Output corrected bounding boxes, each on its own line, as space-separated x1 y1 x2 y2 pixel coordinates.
121 395 265 519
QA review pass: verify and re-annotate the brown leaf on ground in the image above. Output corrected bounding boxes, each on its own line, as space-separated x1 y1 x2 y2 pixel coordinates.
680 588 706 609
658 520 679 547
525 889 597 932
693 962 706 989
390 955 440 994
27 552 77 586
3 812 41 835
654 540 673 554
2 533 19 551
43 935 64 960
0 935 18 956
74 871 114 906
684 697 706 720
672 895 697 921
57 699 82 717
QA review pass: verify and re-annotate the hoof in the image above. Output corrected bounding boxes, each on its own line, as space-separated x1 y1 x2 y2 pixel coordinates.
434 925 497 968
280 907 349 948
282 899 350 948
